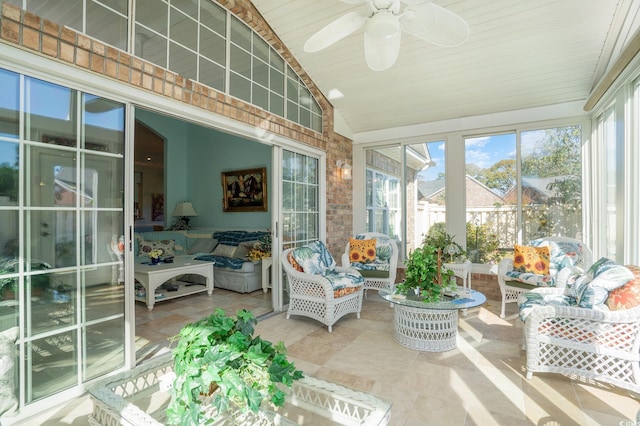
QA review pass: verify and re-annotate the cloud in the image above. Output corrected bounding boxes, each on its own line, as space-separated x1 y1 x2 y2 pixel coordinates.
465 136 489 148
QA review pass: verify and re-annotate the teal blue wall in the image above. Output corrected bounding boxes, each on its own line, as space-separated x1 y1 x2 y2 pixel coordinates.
187 126 271 229
135 109 272 231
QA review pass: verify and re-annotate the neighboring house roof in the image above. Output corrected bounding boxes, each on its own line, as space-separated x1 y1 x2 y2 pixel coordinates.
503 176 571 203
418 175 505 207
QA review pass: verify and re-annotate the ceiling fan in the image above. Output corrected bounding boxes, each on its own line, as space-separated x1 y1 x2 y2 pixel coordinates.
303 0 470 72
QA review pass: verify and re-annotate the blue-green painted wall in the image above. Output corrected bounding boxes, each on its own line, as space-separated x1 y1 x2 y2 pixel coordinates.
135 109 271 230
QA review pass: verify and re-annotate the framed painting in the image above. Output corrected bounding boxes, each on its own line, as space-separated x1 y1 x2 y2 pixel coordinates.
222 167 268 212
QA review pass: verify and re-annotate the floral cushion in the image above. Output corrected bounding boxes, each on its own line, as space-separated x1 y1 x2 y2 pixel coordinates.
287 252 304 272
607 265 640 310
349 238 376 263
529 238 587 275
324 270 364 291
519 291 576 321
575 258 633 309
513 244 550 275
350 234 392 273
138 239 175 258
291 241 336 275
504 270 554 287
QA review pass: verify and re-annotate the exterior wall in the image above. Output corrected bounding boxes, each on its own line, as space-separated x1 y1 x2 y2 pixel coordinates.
0 1 353 259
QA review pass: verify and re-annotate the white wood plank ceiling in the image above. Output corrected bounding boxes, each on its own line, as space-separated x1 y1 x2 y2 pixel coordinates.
251 0 638 135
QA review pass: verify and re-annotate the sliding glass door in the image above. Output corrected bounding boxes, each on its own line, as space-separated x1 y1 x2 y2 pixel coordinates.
0 68 126 407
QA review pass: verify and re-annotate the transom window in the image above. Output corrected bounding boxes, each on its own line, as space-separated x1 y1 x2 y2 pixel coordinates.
5 0 323 133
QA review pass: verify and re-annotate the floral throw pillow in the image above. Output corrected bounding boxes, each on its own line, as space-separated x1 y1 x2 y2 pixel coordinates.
349 238 376 264
513 244 550 275
607 265 640 310
139 239 175 258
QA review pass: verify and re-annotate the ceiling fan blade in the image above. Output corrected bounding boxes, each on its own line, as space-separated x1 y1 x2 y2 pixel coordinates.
401 1 469 47
304 12 367 53
364 19 402 71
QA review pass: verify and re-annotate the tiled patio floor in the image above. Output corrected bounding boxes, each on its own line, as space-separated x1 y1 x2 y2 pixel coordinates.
16 290 640 425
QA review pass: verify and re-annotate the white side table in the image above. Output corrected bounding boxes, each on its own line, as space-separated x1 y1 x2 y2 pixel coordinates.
443 261 472 290
261 257 273 293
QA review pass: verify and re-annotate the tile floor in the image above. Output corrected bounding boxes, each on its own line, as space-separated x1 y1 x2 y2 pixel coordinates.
15 290 640 425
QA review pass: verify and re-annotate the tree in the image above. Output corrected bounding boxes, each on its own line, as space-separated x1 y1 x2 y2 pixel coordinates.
474 159 516 195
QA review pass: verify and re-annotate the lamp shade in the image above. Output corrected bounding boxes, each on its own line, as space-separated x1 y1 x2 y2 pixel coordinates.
172 201 198 217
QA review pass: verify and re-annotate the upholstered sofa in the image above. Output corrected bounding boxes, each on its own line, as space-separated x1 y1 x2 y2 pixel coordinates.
134 229 269 293
519 260 640 393
194 230 269 293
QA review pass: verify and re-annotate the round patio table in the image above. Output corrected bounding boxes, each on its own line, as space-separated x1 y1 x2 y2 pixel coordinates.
379 289 486 352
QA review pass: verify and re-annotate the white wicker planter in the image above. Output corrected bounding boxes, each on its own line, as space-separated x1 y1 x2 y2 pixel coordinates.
88 354 391 426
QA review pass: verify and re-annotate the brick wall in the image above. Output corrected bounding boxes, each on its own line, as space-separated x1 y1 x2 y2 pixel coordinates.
0 1 353 260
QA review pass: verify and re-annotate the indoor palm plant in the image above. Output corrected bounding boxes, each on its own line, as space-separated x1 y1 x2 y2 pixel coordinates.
167 308 303 424
395 244 454 303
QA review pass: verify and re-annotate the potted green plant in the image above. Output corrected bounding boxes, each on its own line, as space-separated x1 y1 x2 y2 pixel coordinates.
396 244 454 303
422 223 466 263
167 308 304 424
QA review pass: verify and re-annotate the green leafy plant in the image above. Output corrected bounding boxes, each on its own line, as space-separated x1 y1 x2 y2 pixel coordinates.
167 309 304 424
422 223 466 263
395 244 454 303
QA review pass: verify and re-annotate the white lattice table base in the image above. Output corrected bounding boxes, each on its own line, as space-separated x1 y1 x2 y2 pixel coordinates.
393 304 458 352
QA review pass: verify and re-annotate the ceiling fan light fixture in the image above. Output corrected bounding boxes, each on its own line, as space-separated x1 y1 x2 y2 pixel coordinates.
366 10 400 39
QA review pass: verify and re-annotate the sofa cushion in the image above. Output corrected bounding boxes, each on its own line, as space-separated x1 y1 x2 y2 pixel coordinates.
187 238 218 255
234 241 259 259
607 266 640 311
212 244 237 258
349 238 376 263
513 244 550 275
139 239 175 258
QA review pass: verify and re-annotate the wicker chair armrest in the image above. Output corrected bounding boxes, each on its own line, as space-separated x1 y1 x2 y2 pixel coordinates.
281 260 334 295
497 258 514 286
526 303 640 326
341 250 350 268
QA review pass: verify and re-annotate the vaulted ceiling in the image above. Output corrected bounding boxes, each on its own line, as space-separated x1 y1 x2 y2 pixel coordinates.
251 0 639 138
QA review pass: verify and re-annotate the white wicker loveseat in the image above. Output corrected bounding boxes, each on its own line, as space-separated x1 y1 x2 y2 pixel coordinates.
520 264 640 393
282 241 364 332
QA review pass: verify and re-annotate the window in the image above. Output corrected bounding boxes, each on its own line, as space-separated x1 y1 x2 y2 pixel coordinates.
10 0 322 132
366 168 400 239
464 126 582 263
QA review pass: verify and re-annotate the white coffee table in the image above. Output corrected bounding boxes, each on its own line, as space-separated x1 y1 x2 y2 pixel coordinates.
135 258 214 310
379 289 486 352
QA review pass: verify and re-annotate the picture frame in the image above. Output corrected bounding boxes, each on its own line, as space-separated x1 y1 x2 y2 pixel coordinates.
222 167 268 212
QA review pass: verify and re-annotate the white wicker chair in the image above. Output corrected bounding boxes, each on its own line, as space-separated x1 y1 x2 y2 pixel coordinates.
282 248 364 332
341 232 399 297
497 236 593 318
522 287 640 393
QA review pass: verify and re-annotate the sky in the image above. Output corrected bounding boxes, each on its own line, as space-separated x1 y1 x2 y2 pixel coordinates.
420 133 518 181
